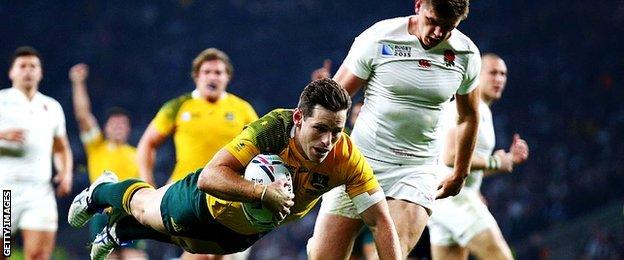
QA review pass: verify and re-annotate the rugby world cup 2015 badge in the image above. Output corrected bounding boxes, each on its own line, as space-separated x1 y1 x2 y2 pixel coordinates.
381 43 412 57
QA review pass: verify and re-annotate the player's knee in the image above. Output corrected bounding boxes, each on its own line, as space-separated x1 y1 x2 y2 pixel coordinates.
398 228 422 253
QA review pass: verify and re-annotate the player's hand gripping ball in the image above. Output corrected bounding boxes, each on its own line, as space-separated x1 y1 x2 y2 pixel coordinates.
242 153 293 230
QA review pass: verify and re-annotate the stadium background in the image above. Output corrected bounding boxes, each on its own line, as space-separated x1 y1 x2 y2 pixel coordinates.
1 0 623 259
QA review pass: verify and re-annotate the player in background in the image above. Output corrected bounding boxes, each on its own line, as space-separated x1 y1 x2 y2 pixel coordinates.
137 47 257 186
427 53 529 260
307 0 482 258
68 78 401 260
0 46 73 259
136 48 257 259
69 63 147 260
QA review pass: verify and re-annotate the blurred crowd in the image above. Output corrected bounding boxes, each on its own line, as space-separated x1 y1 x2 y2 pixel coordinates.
1 0 623 258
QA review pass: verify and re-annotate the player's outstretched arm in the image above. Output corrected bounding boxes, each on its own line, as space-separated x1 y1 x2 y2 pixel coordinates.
437 90 480 199
69 63 99 133
197 149 294 218
359 190 402 260
442 126 512 174
136 125 167 186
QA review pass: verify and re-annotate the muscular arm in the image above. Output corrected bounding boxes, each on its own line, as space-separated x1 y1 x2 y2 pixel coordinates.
333 65 366 97
52 135 73 197
442 126 490 170
452 91 480 178
136 125 168 186
436 90 480 199
197 148 293 217
70 63 99 133
359 190 401 260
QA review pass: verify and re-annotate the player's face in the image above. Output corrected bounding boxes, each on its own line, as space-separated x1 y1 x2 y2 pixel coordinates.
414 1 461 48
193 60 230 102
479 57 508 102
8 56 43 91
294 106 347 163
104 115 131 143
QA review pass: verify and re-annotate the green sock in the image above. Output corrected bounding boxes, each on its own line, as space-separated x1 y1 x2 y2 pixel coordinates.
91 179 153 214
115 215 173 244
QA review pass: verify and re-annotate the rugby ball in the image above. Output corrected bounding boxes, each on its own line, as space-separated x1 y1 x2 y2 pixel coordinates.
242 154 293 230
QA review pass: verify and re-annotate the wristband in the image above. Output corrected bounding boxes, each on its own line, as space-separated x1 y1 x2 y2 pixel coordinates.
487 155 501 170
260 185 268 202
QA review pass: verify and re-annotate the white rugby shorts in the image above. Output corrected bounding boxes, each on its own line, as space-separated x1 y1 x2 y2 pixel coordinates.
319 158 438 218
1 181 58 233
428 192 498 246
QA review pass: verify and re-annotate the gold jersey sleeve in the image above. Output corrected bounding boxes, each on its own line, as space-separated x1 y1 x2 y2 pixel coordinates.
151 93 193 136
224 109 293 166
83 131 139 182
151 92 258 182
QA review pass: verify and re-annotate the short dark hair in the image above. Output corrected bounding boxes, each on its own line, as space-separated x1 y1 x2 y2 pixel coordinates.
423 0 470 20
10 46 42 68
298 78 351 118
105 106 131 121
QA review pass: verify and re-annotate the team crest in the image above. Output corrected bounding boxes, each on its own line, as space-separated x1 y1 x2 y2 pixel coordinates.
443 50 455 67
310 173 329 190
225 112 234 121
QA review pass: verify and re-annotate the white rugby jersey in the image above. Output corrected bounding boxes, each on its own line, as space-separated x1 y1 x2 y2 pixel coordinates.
438 100 495 194
0 87 67 183
346 16 481 165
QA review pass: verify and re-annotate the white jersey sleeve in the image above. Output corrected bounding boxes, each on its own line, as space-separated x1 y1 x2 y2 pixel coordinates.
52 99 67 138
343 28 378 80
457 50 481 95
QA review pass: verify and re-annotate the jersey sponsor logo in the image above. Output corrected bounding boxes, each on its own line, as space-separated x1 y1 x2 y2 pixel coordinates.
380 43 412 58
444 50 455 67
390 148 418 158
234 141 246 152
418 59 431 68
310 172 329 190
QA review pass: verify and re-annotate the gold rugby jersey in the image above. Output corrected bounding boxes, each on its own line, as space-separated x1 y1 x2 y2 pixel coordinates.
207 109 379 235
83 131 139 182
151 91 258 182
